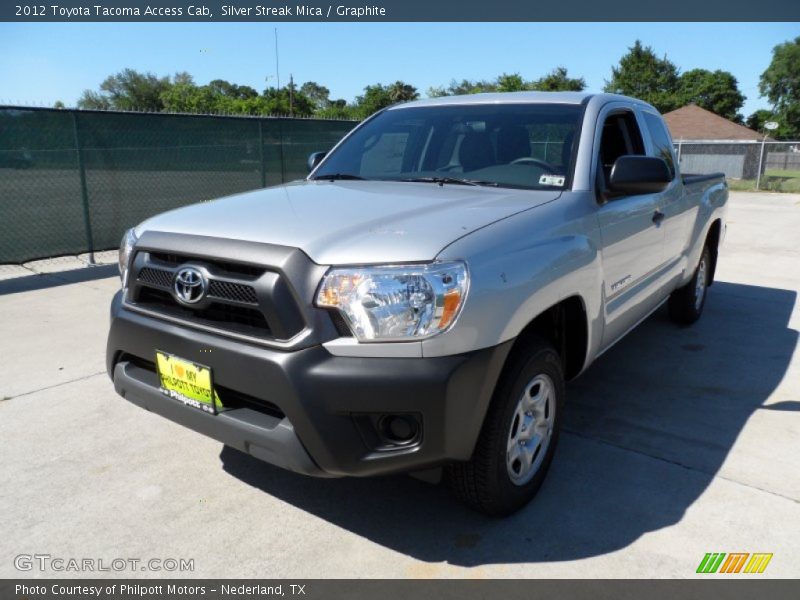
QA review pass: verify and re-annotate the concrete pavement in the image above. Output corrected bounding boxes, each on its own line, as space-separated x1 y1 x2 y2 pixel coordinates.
1 192 798 578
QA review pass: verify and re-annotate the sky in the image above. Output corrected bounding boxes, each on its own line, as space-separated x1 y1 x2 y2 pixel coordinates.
0 22 797 117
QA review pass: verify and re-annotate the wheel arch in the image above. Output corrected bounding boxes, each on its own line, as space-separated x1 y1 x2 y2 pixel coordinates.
504 295 589 381
705 218 723 286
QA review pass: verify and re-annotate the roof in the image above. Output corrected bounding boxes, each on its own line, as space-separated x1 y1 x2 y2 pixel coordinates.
663 104 762 141
389 92 666 116
392 91 594 109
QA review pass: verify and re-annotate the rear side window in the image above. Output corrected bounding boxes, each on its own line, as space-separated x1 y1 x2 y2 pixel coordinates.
642 111 676 179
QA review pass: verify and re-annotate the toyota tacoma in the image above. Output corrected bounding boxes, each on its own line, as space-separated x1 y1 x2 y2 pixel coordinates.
107 92 727 515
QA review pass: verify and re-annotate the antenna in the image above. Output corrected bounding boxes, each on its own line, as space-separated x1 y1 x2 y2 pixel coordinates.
274 28 280 90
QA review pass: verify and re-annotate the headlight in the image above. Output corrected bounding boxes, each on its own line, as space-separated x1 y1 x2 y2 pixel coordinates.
118 228 138 287
316 262 468 342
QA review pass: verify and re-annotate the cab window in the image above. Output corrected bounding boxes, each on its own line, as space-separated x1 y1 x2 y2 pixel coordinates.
642 111 677 179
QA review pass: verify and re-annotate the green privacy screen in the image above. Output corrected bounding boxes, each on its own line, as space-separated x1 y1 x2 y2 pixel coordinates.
0 107 355 263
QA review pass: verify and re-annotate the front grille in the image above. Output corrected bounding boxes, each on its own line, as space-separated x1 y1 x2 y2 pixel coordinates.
137 267 174 288
136 288 271 338
132 253 272 338
149 252 264 279
207 280 258 304
127 246 308 344
137 266 258 305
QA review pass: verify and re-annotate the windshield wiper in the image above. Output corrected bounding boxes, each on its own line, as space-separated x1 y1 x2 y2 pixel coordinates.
313 173 366 181
395 176 498 187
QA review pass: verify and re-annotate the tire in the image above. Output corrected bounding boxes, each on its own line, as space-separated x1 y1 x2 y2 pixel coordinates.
447 337 564 516
669 245 711 325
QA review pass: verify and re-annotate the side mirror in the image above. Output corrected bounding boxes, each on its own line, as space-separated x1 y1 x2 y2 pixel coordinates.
608 155 672 196
307 151 327 172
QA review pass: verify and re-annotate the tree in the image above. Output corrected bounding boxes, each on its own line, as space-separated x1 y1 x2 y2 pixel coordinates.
75 69 330 116
76 90 112 110
429 69 586 98
316 98 359 120
79 69 171 112
261 85 314 116
53 100 66 109
317 102 359 120
173 72 195 87
427 86 449 98
604 40 681 113
355 82 418 117
759 36 800 137
530 67 586 92
746 109 776 132
159 78 312 116
356 84 393 116
160 82 219 114
677 69 745 122
207 79 258 100
496 73 527 92
428 78 497 97
386 81 419 103
300 81 332 110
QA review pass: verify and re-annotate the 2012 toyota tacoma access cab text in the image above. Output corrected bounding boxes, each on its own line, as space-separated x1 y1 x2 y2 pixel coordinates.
107 92 727 515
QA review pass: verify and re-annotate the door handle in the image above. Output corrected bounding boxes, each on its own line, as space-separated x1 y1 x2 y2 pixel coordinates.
652 210 665 225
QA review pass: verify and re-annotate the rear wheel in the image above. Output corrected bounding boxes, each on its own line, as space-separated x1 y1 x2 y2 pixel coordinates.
447 338 564 516
669 245 711 325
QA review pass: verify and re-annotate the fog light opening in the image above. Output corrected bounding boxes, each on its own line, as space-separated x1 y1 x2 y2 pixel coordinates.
379 415 419 445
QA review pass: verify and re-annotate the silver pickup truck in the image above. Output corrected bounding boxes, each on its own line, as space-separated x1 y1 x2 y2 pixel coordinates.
107 92 727 515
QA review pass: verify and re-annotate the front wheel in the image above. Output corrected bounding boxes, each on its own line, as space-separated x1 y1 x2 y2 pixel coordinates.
447 338 564 516
669 245 711 325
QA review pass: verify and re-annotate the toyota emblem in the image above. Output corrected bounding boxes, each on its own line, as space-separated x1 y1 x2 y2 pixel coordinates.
173 267 206 305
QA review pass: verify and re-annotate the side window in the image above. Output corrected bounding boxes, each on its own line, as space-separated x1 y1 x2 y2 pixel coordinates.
642 111 676 179
597 110 645 188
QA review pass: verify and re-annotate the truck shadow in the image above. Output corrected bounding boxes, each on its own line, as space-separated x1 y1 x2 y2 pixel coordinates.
0 264 117 295
220 280 797 566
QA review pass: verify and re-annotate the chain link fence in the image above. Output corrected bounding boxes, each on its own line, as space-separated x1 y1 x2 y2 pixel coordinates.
674 140 800 192
0 106 356 264
4 107 797 264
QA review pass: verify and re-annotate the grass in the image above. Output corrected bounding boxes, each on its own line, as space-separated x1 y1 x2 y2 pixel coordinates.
766 168 800 178
728 169 800 193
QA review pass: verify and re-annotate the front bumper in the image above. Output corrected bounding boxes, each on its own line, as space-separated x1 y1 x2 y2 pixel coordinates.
107 291 512 477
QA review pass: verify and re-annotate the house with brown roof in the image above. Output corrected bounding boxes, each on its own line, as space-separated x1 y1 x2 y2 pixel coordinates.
663 104 763 141
662 104 765 179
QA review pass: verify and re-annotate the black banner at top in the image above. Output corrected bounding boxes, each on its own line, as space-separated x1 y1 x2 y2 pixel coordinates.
3 0 800 22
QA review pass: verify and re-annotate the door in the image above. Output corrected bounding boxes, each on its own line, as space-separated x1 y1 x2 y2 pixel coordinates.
640 109 692 264
595 107 668 347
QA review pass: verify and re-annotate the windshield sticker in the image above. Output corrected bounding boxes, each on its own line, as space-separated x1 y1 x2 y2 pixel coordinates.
539 174 565 186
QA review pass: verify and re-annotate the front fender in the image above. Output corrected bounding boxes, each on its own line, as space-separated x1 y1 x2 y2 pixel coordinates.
425 192 603 364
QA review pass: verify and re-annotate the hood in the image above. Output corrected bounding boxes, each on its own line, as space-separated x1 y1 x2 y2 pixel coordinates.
137 180 561 265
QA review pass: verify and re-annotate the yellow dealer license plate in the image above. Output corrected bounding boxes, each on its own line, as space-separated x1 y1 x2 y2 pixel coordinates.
155 351 220 415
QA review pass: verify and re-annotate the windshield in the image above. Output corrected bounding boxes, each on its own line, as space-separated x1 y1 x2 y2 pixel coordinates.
312 103 583 190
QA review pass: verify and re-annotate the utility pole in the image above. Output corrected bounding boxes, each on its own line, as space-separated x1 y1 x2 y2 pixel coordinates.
274 28 280 90
757 121 780 191
756 134 767 191
289 74 294 117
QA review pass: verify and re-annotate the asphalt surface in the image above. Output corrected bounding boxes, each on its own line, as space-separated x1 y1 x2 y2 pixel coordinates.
1 191 798 578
